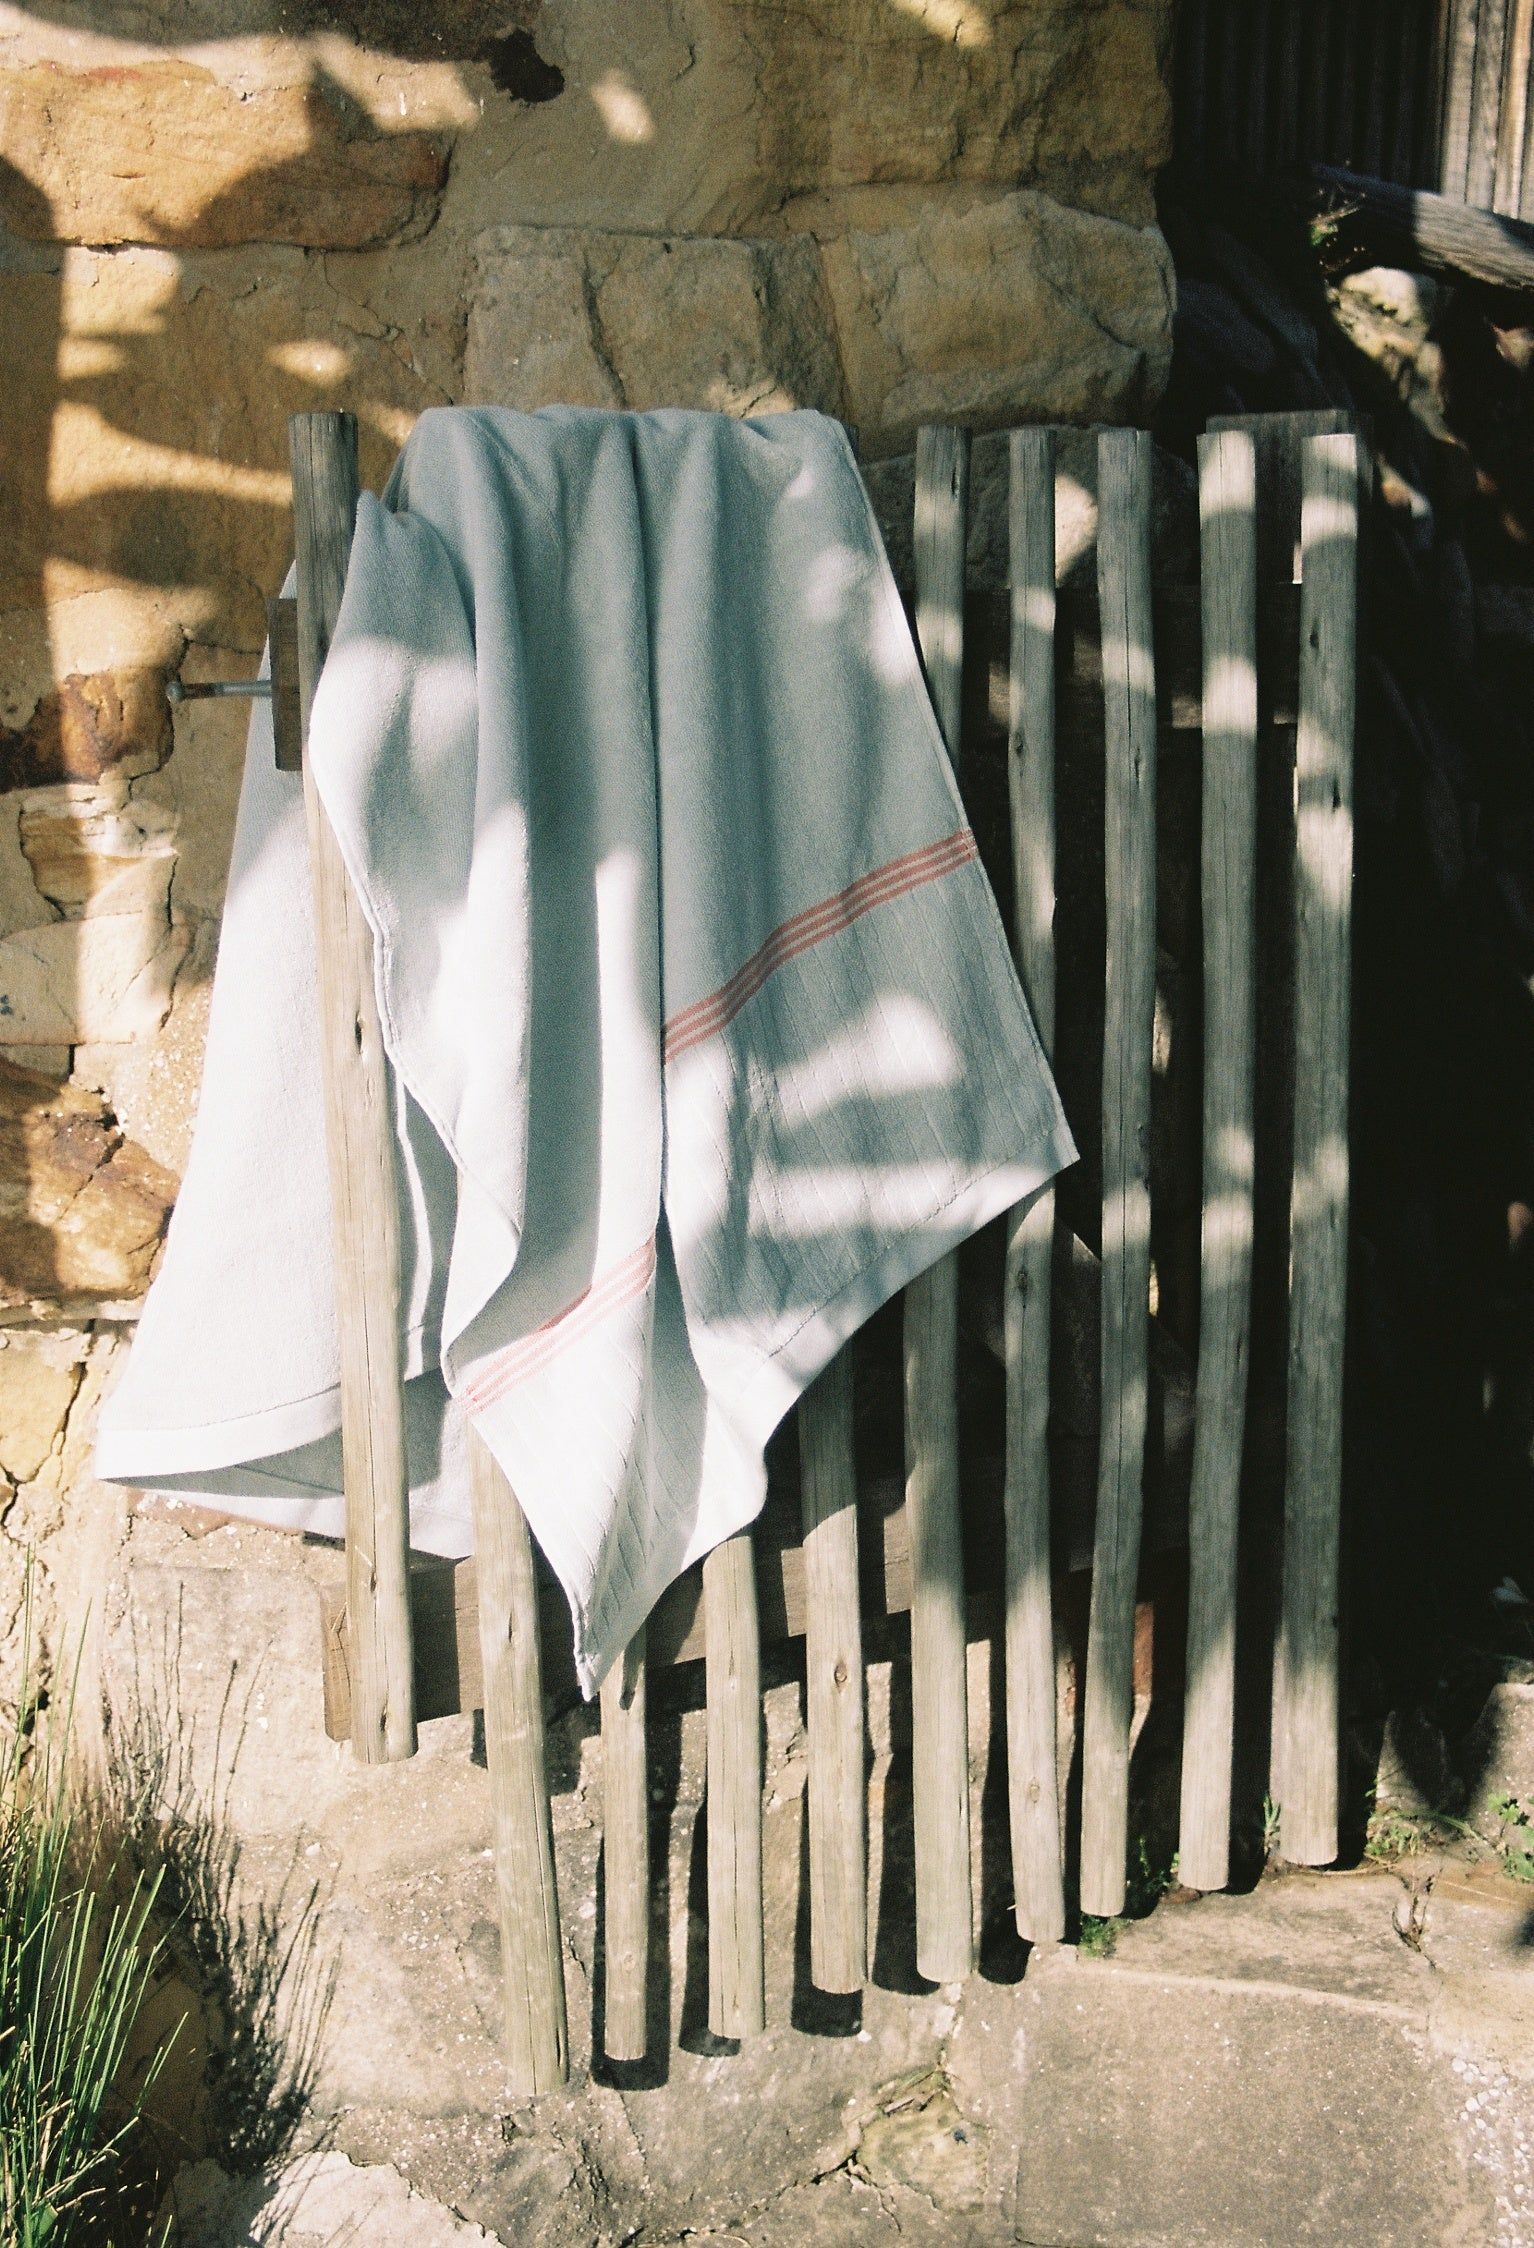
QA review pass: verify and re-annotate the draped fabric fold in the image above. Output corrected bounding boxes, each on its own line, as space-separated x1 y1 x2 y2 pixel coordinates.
96 407 1076 1694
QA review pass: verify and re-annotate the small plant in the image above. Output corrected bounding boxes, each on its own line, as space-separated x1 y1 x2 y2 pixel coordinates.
1487 1795 1534 1884
0 1582 176 2245
1076 1836 1177 1960
1261 1794 1282 1858
1077 1914 1119 1960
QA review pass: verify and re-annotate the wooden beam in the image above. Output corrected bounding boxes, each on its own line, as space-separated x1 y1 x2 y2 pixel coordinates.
289 410 415 1767
1312 163 1534 290
906 422 975 1986
1002 426 1066 1948
1079 428 1158 1923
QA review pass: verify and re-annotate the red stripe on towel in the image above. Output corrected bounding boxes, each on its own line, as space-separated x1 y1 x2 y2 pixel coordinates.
463 1236 658 1409
663 827 979 1063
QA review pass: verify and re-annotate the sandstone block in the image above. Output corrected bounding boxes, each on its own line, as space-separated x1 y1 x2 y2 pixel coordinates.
820 189 1175 454
21 798 177 921
0 1328 87 1484
0 1057 176 1313
1463 1683 1534 1840
466 224 846 419
0 62 447 250
0 906 188 1046
0 671 171 794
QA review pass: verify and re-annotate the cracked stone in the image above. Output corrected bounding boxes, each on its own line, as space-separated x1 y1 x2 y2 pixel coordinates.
466 225 847 422
0 1327 87 1484
0 670 171 794
0 1054 176 1311
0 62 448 251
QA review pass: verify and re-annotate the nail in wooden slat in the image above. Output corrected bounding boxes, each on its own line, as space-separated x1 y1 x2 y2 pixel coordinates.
798 1350 867 1993
706 1532 765 2037
1079 428 1158 1923
906 421 975 1985
1276 433 1358 1869
599 1628 650 2063
1179 430 1260 1896
289 410 415 1766
1002 427 1066 1949
469 1426 569 2092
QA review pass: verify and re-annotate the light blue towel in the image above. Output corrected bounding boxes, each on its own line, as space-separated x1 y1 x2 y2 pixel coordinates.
97 408 1076 1693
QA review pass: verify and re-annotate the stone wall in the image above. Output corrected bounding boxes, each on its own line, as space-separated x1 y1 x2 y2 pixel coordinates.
0 3 1175 2212
0 0 1175 1677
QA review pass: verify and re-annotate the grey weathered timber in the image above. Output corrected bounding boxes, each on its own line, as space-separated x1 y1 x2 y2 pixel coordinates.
1439 0 1481 197
1468 0 1511 207
1312 164 1534 289
1502 0 1534 213
705 1532 765 2038
290 410 416 1767
798 1350 867 1993
267 595 302 773
1079 428 1158 1922
1276 432 1358 1868
906 421 975 1985
599 1629 650 2063
1002 426 1066 1948
1179 429 1260 1896
468 1426 569 2092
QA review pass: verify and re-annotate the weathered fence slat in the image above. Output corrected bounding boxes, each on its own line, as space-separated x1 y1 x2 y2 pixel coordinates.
468 1426 569 2091
1440 0 1482 198
905 420 975 1986
1468 0 1511 206
1501 0 1534 212
599 1628 649 2062
1002 426 1066 1948
290 410 416 1768
1276 431 1358 1867
1079 428 1159 1922
799 1350 868 1993
706 1532 766 2037
1179 429 1260 1895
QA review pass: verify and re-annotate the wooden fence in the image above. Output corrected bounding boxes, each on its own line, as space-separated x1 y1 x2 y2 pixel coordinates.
1176 0 1534 218
300 408 1363 2090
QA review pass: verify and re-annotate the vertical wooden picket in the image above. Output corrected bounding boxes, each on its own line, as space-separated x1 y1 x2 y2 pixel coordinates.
1079 428 1159 1922
289 410 416 1769
799 1351 868 1992
706 1532 766 2037
1276 432 1359 1868
1002 426 1066 1947
599 1629 650 2062
906 421 975 1985
1178 429 1260 1895
469 1428 569 2092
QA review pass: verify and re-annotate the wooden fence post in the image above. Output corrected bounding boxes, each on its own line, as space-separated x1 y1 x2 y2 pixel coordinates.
469 1427 569 2091
906 422 975 1985
289 410 416 1767
1276 430 1359 1867
1003 426 1066 1947
706 1532 766 2037
1079 428 1159 1922
1179 428 1260 1895
799 1350 868 1992
599 1629 650 2062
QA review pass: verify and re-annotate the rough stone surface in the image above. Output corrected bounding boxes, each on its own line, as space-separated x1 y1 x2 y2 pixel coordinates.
0 1057 176 1313
1464 1684 1534 1837
0 62 448 250
167 2151 503 2246
0 1325 86 1484
466 225 847 420
820 189 1176 451
0 669 171 792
